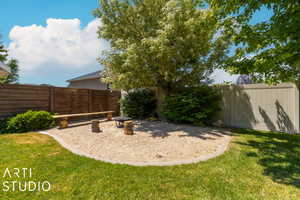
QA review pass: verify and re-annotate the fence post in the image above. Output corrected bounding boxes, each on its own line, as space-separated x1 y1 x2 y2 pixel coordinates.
106 90 110 112
88 89 93 113
294 84 300 133
49 86 55 113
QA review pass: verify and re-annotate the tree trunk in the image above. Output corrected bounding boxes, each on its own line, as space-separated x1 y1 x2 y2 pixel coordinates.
91 120 100 133
155 87 168 120
124 121 134 135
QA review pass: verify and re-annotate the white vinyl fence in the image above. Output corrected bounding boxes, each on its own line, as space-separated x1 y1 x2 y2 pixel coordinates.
217 83 299 134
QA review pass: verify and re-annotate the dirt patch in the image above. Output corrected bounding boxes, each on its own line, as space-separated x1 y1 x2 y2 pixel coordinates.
45 120 232 166
47 151 60 157
15 133 52 145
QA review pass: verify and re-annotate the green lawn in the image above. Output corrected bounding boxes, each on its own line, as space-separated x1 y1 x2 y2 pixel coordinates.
0 129 299 200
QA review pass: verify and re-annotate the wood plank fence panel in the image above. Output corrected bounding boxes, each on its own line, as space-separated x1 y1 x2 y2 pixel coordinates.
0 84 50 118
91 90 108 112
0 84 121 119
107 91 121 116
53 87 73 114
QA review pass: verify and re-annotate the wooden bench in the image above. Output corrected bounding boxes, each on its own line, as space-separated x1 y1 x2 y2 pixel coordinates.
53 111 114 129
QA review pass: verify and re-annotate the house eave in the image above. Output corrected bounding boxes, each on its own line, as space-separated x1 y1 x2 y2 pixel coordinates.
66 70 102 83
67 77 101 83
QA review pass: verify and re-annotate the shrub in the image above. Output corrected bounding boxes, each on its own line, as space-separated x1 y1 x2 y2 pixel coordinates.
121 89 156 119
6 110 55 133
163 85 221 126
0 118 9 134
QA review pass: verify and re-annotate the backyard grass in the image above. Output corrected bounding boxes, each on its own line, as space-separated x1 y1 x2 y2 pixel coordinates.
0 129 299 200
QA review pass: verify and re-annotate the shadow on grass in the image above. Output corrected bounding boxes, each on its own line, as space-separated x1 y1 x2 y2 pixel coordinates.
234 128 300 188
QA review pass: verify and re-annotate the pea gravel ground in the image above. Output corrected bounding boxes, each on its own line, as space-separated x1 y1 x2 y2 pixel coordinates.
43 120 232 166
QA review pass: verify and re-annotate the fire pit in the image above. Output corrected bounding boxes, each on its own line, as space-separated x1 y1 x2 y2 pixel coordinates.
113 117 132 128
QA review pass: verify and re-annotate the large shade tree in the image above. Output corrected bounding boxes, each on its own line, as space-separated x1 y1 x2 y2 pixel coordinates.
209 0 300 84
95 0 230 95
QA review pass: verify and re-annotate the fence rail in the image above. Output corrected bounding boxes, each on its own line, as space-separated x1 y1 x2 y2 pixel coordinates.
0 84 121 119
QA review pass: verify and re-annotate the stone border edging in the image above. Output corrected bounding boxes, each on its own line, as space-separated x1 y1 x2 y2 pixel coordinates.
39 131 231 167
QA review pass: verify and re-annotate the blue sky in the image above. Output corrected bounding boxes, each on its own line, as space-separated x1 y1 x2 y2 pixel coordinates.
0 1 273 86
0 0 97 44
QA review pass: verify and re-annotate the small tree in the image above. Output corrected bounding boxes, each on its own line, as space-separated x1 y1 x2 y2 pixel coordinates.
0 59 19 84
94 0 230 112
0 36 8 63
0 36 19 84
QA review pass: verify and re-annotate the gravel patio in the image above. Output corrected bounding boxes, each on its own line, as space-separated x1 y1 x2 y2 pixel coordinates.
45 120 232 166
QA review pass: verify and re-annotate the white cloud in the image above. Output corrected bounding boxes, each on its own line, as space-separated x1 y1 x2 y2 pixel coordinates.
8 18 109 76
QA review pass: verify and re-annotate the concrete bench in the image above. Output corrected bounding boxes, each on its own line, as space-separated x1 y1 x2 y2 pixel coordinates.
54 111 114 129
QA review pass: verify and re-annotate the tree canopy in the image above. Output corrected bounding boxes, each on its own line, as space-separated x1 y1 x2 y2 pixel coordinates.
0 36 19 84
95 0 230 92
209 0 300 84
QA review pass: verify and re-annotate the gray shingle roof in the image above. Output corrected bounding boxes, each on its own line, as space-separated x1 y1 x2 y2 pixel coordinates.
0 62 10 73
67 70 102 82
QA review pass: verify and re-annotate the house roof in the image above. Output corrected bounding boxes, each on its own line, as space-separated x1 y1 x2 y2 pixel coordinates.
0 62 10 73
67 70 102 82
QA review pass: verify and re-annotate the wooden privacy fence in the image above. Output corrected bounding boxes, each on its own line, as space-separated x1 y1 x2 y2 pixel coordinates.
0 84 121 119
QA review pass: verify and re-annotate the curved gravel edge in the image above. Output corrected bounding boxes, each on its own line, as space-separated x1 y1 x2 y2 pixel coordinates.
39 131 232 167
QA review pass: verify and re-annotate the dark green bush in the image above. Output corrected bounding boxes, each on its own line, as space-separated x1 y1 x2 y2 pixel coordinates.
6 110 55 133
0 118 9 134
121 89 156 119
163 85 221 126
